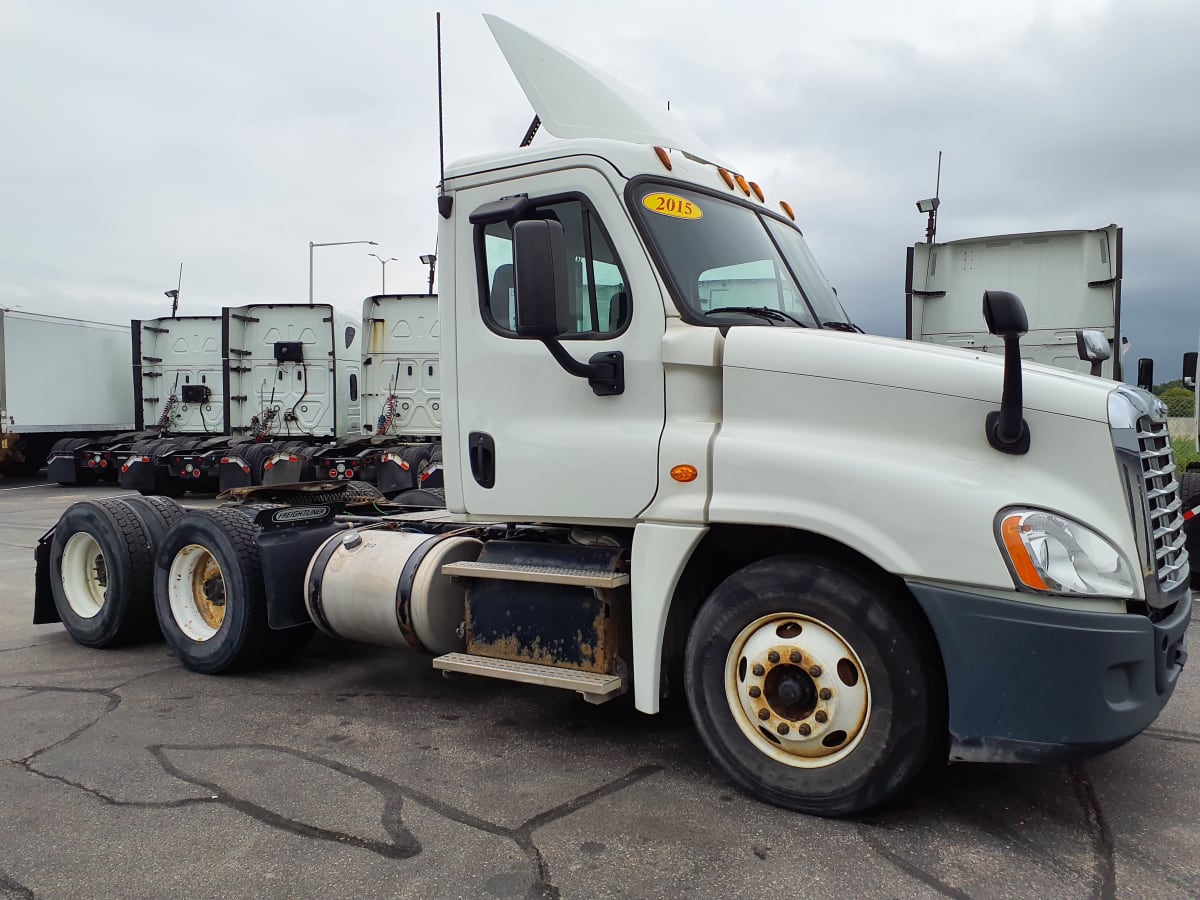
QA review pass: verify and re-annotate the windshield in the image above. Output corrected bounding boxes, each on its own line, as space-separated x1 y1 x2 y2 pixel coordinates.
630 182 851 329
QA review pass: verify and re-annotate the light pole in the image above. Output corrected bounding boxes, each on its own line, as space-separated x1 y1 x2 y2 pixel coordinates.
420 253 437 296
309 240 377 306
368 253 398 294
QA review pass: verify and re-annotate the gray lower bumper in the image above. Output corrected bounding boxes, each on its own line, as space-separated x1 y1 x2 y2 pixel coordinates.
908 582 1190 763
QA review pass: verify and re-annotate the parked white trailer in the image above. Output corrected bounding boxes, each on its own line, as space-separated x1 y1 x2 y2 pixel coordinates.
0 309 134 477
34 17 1190 817
907 225 1123 379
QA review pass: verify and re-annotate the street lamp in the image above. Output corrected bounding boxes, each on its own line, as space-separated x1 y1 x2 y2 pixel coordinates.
420 253 437 296
309 240 378 306
368 253 398 294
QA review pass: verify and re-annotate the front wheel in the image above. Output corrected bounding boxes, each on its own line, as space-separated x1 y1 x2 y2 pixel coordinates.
684 554 943 817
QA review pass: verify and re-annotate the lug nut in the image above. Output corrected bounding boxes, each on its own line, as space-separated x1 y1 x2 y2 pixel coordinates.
815 710 828 723
790 650 803 664
777 723 790 735
748 686 761 698
809 665 822 677
757 708 771 721
752 664 765 677
819 688 832 700
798 723 812 736
767 651 780 664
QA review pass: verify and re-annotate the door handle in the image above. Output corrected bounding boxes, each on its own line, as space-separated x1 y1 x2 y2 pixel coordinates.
468 431 495 489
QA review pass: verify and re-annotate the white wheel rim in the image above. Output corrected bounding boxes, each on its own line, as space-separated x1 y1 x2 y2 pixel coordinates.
724 613 871 768
61 532 107 618
167 543 227 641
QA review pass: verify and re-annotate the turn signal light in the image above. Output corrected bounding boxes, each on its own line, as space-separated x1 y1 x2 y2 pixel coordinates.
999 515 1049 591
670 464 698 483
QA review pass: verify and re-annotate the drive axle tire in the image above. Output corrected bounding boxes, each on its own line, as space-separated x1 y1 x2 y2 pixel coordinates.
154 508 269 674
50 499 156 647
684 554 943 817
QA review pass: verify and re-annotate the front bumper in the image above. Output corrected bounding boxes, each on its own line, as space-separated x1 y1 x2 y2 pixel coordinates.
909 582 1190 762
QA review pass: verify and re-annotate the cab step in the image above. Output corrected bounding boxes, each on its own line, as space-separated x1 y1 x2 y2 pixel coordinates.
441 560 630 588
432 652 626 704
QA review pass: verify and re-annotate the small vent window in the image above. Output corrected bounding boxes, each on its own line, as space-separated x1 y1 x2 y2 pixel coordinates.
345 326 356 349
349 373 358 401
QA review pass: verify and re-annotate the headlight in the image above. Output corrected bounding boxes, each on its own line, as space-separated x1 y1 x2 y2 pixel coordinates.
996 508 1137 598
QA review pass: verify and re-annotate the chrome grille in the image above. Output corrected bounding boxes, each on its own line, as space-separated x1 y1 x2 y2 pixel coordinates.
1137 416 1189 592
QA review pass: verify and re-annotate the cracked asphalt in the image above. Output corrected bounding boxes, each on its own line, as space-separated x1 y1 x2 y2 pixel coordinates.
1 479 1199 899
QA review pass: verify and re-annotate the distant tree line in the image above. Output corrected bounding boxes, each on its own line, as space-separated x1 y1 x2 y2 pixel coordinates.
1153 380 1195 417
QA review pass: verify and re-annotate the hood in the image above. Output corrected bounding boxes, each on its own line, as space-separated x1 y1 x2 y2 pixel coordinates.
722 327 1116 423
483 15 725 166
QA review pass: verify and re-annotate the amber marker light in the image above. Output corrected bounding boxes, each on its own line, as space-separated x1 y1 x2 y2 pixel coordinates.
749 181 764 202
670 464 698 483
1000 514 1049 591
654 146 672 170
717 167 735 190
779 201 795 221
734 174 751 196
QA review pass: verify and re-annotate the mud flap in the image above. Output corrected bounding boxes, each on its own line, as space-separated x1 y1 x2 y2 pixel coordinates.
33 527 61 624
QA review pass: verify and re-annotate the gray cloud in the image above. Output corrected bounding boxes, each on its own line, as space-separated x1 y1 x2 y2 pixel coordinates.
1 0 1195 377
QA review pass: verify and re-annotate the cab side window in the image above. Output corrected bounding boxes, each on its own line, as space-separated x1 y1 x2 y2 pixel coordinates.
479 198 630 338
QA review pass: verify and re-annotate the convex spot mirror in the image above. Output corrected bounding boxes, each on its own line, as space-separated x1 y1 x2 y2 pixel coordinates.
982 290 1028 339
1075 329 1111 363
513 219 568 338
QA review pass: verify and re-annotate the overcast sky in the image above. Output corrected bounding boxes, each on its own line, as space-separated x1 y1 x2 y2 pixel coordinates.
2 0 1196 379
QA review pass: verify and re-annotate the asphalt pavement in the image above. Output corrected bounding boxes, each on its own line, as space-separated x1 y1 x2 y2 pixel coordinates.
1 477 1198 899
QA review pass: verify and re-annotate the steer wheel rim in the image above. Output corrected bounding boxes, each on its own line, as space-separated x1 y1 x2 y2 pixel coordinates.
724 613 871 768
61 532 108 619
168 544 227 641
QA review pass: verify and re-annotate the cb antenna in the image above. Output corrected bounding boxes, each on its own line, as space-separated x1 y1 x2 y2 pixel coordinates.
436 12 445 195
164 262 182 317
915 151 942 244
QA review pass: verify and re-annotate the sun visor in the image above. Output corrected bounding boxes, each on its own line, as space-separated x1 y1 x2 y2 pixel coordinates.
484 14 725 167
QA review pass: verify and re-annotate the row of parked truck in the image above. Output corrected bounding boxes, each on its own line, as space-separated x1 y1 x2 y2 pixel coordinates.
1 294 443 497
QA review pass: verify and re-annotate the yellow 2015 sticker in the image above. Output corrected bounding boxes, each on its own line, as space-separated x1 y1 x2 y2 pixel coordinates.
642 192 703 219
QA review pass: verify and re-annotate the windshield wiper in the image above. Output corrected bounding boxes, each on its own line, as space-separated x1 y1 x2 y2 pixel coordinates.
706 306 810 327
821 320 863 333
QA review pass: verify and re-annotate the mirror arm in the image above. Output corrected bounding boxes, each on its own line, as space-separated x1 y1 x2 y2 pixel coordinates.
986 335 1031 454
540 339 625 396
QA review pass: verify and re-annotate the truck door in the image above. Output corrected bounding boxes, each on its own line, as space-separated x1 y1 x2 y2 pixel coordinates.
452 169 666 521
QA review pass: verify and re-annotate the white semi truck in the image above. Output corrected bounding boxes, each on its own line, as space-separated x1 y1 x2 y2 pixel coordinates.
0 309 135 478
907 225 1125 379
32 17 1190 816
259 293 442 493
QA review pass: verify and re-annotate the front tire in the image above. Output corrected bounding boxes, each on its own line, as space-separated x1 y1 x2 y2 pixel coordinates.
684 554 943 817
154 508 269 673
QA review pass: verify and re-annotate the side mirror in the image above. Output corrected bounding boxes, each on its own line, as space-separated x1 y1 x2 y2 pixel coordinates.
1184 352 1197 390
513 219 568 338
982 290 1028 339
1075 329 1111 364
1136 357 1154 392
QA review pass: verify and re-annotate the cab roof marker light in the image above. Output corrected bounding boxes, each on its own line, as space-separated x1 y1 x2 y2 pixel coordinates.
749 181 765 202
734 174 751 196
717 167 735 190
653 146 672 170
779 201 795 220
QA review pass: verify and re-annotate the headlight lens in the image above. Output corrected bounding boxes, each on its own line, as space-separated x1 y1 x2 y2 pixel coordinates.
997 509 1137 598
